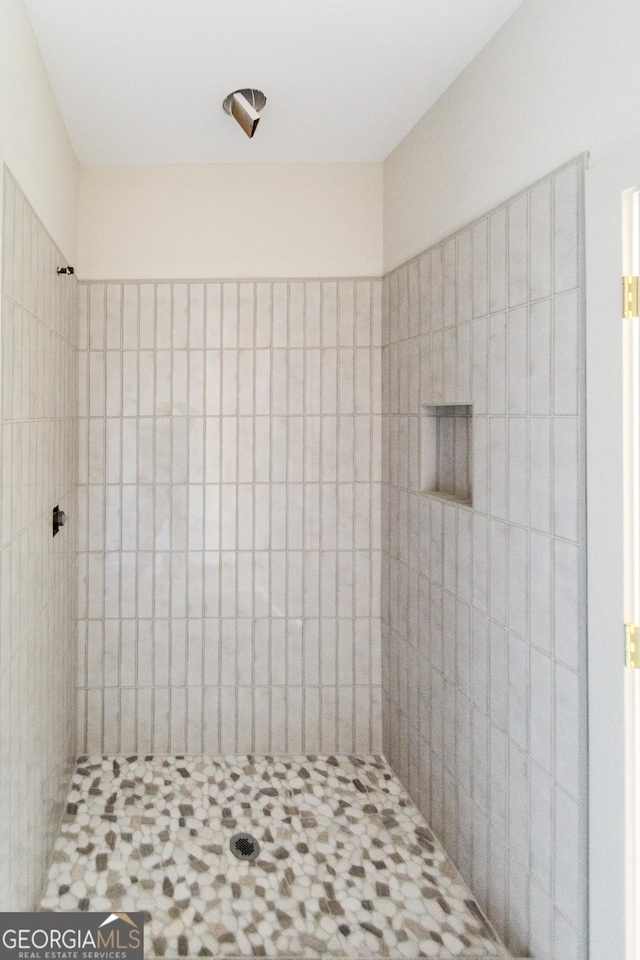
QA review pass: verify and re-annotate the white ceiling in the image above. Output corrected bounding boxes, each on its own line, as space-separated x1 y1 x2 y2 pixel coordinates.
24 0 523 165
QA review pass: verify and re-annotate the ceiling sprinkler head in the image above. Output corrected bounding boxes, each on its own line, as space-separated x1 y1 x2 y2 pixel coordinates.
223 88 267 139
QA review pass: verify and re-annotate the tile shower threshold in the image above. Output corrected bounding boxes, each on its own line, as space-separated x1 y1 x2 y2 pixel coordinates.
41 754 512 960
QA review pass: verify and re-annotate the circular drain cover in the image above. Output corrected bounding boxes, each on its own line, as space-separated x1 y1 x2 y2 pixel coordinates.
230 832 260 861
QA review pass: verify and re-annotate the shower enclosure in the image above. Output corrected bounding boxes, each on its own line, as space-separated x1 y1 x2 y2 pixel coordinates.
0 156 586 960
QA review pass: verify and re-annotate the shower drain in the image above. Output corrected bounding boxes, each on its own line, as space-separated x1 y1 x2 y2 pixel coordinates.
230 832 260 861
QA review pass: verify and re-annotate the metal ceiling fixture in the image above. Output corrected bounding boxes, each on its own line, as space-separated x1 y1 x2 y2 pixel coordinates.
222 88 267 139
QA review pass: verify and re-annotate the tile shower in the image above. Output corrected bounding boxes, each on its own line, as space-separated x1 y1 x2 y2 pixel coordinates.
75 277 383 755
0 158 586 960
0 164 78 910
381 158 586 959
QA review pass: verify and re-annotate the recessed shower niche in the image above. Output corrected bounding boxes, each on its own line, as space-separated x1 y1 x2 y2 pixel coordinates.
420 403 473 506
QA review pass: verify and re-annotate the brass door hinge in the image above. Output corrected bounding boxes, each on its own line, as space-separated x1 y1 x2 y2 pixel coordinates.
626 623 640 669
623 275 639 319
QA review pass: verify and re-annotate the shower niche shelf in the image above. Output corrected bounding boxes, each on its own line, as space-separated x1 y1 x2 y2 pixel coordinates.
421 403 473 507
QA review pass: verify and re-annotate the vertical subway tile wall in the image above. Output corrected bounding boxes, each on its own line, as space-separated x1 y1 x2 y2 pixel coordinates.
381 158 586 960
77 279 382 754
0 165 78 908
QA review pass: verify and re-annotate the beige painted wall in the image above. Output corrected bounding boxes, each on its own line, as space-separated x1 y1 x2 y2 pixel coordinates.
383 0 640 271
0 0 79 262
78 163 383 280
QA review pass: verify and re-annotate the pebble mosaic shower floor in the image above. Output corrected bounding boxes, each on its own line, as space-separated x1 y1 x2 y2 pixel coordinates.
40 755 510 959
